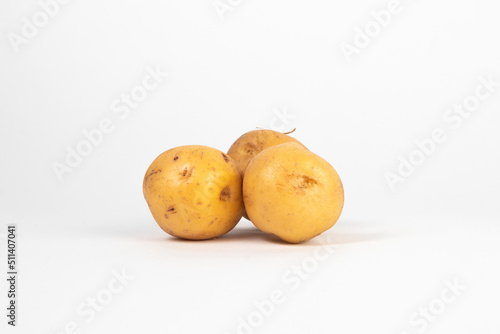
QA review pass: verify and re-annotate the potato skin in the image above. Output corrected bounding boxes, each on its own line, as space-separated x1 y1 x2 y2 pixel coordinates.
143 145 244 240
243 143 344 243
227 130 305 175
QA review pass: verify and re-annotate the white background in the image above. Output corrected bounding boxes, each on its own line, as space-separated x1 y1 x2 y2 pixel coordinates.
1 0 499 333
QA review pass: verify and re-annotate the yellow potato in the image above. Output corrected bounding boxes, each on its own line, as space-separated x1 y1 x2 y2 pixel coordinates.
143 145 244 240
243 142 344 243
227 129 305 174
228 129 305 219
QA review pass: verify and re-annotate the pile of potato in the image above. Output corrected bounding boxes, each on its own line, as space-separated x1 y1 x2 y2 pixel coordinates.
143 130 344 243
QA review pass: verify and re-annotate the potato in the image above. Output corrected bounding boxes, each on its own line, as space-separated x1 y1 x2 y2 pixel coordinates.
227 129 305 219
243 142 344 243
227 129 305 174
143 145 244 240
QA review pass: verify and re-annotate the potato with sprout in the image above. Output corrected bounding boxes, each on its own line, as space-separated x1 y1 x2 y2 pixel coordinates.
227 129 305 175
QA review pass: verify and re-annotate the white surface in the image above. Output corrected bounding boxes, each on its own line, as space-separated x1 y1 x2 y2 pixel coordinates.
3 219 500 334
1 0 499 333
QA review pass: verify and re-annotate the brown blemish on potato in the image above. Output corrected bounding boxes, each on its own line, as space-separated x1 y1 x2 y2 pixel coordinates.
222 153 229 163
166 206 177 217
145 168 161 179
220 186 231 201
181 167 193 178
173 156 179 161
245 142 259 154
298 175 317 188
291 175 318 191
287 174 318 193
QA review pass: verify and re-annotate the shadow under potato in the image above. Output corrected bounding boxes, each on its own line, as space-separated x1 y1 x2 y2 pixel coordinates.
167 225 282 244
165 219 392 245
